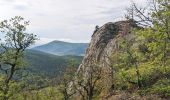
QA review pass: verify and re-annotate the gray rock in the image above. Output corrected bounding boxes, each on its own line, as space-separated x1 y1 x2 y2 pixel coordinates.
77 20 137 91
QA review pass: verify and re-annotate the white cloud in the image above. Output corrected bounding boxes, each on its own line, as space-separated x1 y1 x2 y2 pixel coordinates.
0 0 147 45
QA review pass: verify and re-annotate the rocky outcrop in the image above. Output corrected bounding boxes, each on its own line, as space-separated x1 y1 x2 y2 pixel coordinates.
77 20 137 91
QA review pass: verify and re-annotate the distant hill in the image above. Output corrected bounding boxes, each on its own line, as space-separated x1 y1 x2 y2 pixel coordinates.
32 40 88 56
25 50 83 78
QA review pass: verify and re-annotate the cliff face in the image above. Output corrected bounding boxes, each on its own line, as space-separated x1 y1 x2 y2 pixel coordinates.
78 20 137 90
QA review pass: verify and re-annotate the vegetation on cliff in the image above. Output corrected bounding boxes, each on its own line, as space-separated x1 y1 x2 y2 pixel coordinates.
73 0 170 99
0 0 169 100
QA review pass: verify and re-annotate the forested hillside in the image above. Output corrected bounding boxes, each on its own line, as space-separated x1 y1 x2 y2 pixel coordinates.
25 50 82 78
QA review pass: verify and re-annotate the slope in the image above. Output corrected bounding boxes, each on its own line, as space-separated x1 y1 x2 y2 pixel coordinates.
25 49 83 78
32 40 88 56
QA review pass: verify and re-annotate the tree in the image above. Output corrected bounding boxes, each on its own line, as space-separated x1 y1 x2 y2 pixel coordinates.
120 34 142 88
0 16 37 100
76 62 102 100
58 59 77 100
129 0 170 75
124 0 170 87
110 0 170 92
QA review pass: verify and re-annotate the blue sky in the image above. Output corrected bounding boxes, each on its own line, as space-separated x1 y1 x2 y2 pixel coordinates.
0 0 147 45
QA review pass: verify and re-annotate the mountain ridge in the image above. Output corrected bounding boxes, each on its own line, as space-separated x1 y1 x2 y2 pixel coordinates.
32 40 88 56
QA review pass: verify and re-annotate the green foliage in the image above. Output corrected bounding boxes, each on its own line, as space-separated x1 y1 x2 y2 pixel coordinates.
110 0 170 98
149 79 170 97
0 16 37 99
0 0 169 99
139 79 170 98
10 86 63 100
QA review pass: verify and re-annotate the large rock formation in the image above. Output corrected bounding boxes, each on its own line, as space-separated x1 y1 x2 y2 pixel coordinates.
77 20 137 91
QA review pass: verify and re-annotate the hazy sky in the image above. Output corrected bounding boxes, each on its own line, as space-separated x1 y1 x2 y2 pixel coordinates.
0 0 147 45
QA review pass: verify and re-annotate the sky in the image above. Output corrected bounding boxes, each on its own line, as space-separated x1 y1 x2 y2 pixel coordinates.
0 0 147 45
